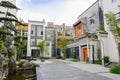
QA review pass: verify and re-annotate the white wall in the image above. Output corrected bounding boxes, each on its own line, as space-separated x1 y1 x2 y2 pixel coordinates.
102 0 120 62
27 20 45 56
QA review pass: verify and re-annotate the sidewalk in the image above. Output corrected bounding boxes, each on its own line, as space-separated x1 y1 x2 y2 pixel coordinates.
58 59 120 80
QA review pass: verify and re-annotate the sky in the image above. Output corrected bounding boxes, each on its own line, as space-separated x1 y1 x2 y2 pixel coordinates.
16 0 97 26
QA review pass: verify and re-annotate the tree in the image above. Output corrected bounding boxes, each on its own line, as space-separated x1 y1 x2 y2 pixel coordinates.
58 34 67 58
45 41 50 56
14 35 27 60
37 41 46 57
0 1 23 79
105 11 120 65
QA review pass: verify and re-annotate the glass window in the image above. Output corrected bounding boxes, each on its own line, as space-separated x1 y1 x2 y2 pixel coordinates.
31 25 36 36
30 39 36 46
89 14 96 25
37 26 43 36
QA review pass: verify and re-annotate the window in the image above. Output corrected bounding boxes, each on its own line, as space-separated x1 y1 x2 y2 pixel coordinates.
89 14 96 25
41 31 43 35
31 30 33 34
37 26 43 36
31 25 36 36
90 19 95 25
30 39 36 46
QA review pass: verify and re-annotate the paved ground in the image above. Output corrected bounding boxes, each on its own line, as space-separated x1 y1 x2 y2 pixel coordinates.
36 60 112 80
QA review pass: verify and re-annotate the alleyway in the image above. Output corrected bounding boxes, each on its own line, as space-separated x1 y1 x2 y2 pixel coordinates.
36 60 112 80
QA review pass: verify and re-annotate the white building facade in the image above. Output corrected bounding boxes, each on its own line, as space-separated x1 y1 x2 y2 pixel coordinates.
27 20 52 58
102 0 120 62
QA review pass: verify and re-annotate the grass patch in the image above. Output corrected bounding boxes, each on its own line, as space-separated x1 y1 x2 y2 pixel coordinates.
70 59 78 62
39 57 50 59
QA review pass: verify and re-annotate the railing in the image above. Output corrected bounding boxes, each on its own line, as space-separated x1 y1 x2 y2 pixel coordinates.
115 12 120 20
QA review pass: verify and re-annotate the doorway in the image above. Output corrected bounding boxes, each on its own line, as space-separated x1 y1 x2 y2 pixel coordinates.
83 48 88 62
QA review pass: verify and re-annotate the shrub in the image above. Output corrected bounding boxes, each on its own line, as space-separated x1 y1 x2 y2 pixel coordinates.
98 25 105 31
39 57 50 59
104 56 109 63
56 55 63 59
97 49 101 60
26 56 32 61
94 60 102 65
70 59 78 62
110 65 120 74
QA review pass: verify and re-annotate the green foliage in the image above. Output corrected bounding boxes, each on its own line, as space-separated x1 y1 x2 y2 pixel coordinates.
110 65 120 74
37 41 46 57
7 48 15 57
14 40 27 60
105 11 120 42
0 1 19 9
94 60 102 65
103 56 109 63
7 12 17 19
98 25 105 31
45 41 50 55
0 29 13 36
56 55 63 59
0 40 4 50
70 59 78 62
58 34 67 58
105 11 120 65
97 49 101 60
39 57 50 59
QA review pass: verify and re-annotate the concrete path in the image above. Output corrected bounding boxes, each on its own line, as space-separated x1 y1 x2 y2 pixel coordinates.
59 59 120 80
36 60 112 80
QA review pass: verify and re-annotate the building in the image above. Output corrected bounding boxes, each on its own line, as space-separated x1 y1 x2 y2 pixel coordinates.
102 0 120 63
45 22 57 58
54 23 74 56
27 20 51 58
66 0 107 63
46 22 74 57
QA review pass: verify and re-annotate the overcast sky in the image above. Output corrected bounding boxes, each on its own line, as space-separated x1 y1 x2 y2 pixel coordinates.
16 0 97 26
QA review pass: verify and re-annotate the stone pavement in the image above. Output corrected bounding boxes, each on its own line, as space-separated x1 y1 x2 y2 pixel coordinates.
36 59 116 80
58 59 120 80
36 64 112 80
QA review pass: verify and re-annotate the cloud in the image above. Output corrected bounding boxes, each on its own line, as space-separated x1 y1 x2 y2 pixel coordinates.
16 0 97 25
17 10 49 22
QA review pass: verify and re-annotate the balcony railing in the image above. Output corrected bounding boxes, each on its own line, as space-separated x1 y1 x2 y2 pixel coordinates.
115 12 120 20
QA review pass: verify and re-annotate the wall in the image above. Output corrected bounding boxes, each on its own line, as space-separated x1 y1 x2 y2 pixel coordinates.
74 22 83 36
102 0 120 62
27 20 45 56
78 1 100 33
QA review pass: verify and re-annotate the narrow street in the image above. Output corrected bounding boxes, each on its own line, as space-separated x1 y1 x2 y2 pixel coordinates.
36 60 112 80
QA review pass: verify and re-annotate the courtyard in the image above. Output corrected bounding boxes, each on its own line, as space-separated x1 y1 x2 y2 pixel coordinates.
36 60 119 80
